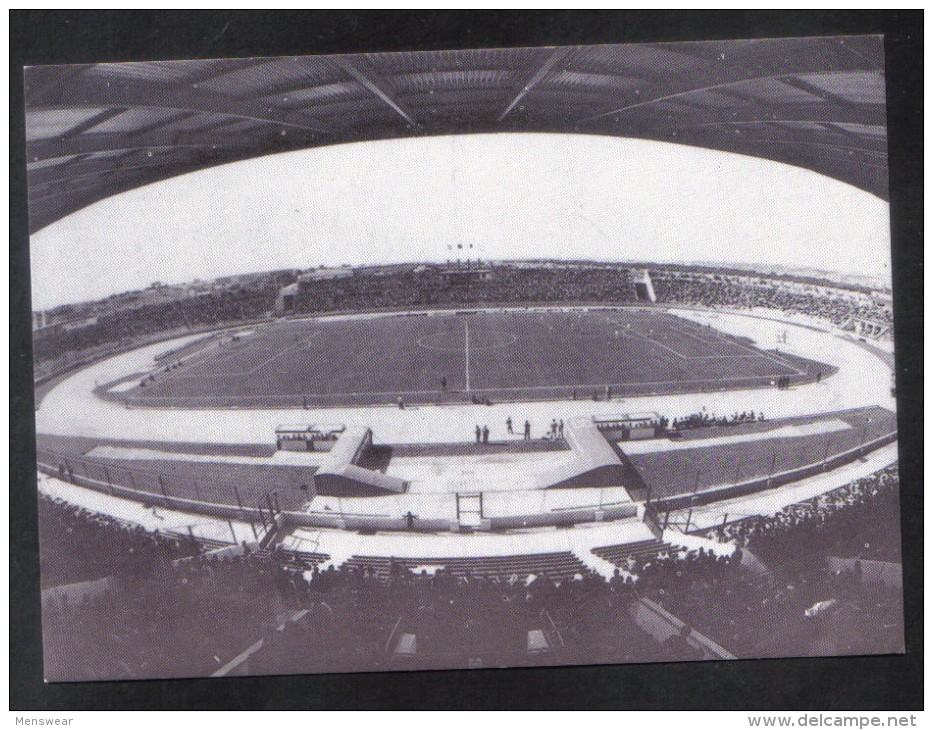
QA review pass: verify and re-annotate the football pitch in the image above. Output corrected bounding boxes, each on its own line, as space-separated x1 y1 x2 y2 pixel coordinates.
115 309 830 408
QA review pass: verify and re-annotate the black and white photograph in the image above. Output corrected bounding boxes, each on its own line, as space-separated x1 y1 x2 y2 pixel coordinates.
17 21 913 698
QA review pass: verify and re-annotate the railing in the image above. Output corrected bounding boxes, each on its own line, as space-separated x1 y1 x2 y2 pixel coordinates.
36 448 638 534
36 422 896 537
648 428 898 516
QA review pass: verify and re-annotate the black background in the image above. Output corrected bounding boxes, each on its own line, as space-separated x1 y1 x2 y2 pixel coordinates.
10 10 923 711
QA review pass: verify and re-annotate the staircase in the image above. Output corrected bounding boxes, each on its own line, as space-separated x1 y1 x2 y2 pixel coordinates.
591 538 680 572
573 547 624 580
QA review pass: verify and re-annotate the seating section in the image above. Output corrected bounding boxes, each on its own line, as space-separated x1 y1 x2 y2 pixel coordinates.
295 264 638 314
651 270 893 332
343 551 588 580
270 549 331 570
35 263 895 377
592 539 678 569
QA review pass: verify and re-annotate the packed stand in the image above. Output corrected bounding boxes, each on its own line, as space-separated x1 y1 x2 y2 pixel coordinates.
38 493 202 589
42 554 290 681
33 274 287 365
708 463 901 563
293 264 638 314
43 544 703 680
39 463 903 678
651 272 893 330
637 545 903 659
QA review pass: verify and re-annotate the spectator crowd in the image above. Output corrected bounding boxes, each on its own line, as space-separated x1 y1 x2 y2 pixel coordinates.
294 264 638 315
667 409 765 432
38 494 202 589
35 264 893 378
40 461 901 678
708 463 901 563
33 274 287 366
651 273 892 331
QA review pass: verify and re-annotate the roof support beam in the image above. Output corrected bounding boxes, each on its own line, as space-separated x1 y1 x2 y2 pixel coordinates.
60 107 127 137
27 71 333 134
675 100 884 128
27 123 320 165
574 62 877 128
498 47 574 121
779 74 875 107
329 57 418 127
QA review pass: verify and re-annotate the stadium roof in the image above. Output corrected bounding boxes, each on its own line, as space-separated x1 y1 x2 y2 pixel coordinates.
24 36 888 233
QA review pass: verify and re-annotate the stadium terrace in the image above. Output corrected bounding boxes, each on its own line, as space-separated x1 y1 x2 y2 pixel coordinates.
27 37 900 680
33 258 899 676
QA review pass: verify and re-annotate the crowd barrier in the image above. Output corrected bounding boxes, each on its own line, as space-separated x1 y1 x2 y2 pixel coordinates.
652 429 899 514
36 449 639 534
38 428 893 536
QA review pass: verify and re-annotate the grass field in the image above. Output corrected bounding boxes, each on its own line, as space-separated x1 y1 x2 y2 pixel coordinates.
109 309 830 408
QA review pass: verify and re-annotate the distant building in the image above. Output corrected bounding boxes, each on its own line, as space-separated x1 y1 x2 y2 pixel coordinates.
61 316 99 331
303 266 354 281
441 260 492 286
275 282 300 314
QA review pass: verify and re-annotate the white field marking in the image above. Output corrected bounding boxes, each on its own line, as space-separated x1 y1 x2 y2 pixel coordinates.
464 318 471 392
607 312 806 375
606 313 739 360
663 313 809 375
675 325 735 348
681 315 808 374
138 333 251 382
619 322 769 362
606 315 806 364
625 330 766 360
128 339 223 385
163 329 323 381
145 308 796 397
620 419 853 455
85 445 328 467
729 336 807 375
130 312 811 404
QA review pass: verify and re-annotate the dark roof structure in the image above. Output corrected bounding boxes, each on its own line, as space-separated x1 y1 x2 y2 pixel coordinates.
24 36 888 233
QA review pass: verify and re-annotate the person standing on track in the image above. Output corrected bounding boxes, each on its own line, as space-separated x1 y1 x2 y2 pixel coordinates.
524 420 531 440
506 416 513 434
475 425 482 444
482 425 490 445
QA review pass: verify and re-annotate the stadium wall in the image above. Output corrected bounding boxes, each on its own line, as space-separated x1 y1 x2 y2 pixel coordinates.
36 427 895 536
658 429 899 516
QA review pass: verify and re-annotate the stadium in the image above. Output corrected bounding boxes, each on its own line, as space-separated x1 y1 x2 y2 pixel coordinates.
27 38 902 680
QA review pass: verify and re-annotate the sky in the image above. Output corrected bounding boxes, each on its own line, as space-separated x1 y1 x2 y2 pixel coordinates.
29 133 893 310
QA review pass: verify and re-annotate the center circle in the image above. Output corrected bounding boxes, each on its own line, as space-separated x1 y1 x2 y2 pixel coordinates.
416 326 518 352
